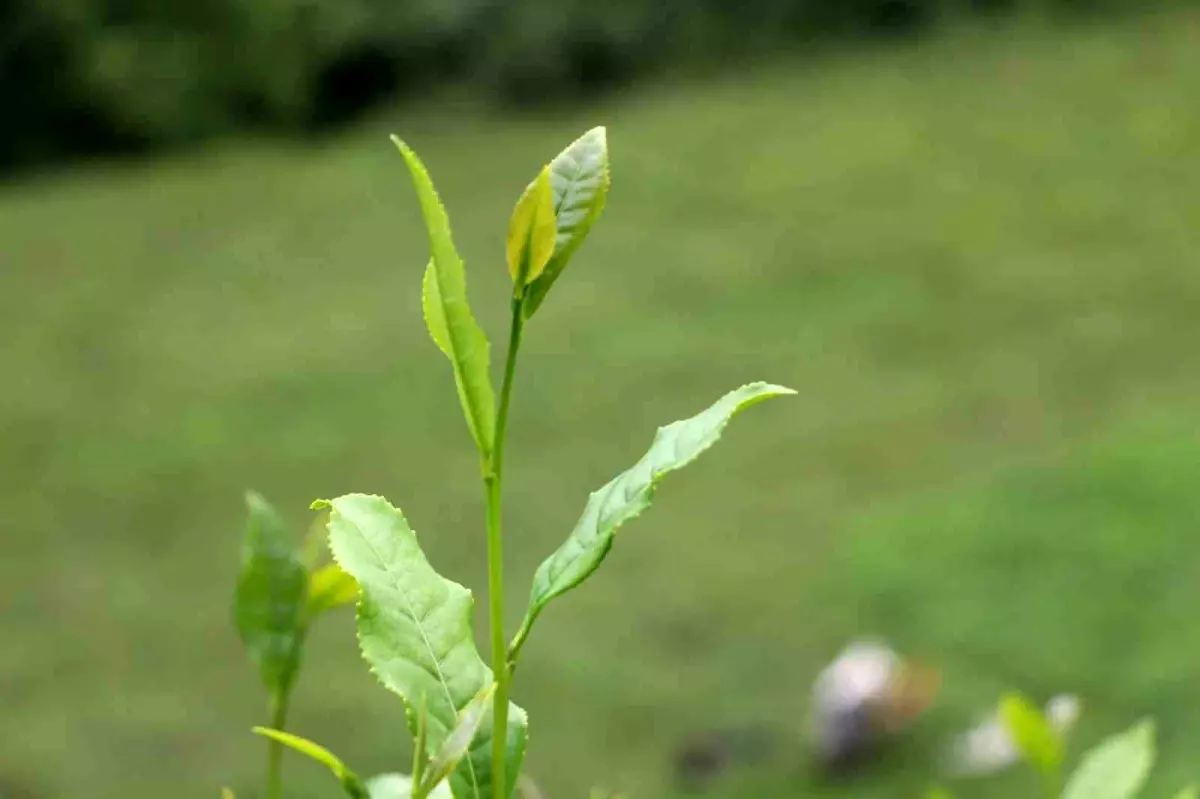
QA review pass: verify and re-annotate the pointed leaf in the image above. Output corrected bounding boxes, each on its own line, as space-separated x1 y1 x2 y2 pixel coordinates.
316 494 527 799
510 382 795 660
307 563 359 618
1062 720 1155 799
393 137 496 458
251 727 368 799
234 491 308 693
421 684 497 797
507 165 557 285
999 692 1063 777
523 127 610 318
368 773 452 799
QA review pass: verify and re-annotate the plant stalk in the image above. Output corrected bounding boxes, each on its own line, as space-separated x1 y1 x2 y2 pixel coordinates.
266 688 290 799
485 292 526 797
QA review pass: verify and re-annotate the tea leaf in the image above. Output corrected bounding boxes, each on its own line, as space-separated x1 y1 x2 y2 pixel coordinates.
234 491 308 693
511 382 795 660
393 137 496 458
307 562 359 618
420 684 497 797
507 165 557 285
523 127 610 318
251 727 368 799
368 773 452 799
999 692 1063 777
316 493 528 799
1062 720 1155 799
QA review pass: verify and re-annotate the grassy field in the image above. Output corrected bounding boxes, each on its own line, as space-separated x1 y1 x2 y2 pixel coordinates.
3 8 1200 798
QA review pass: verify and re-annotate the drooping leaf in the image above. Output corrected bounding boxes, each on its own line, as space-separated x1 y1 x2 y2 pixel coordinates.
307 562 359 618
251 727 368 799
393 137 496 458
1061 720 1155 799
316 494 528 799
234 491 308 693
999 692 1063 778
507 165 557 286
368 773 452 799
420 684 497 798
510 382 795 660
523 127 610 318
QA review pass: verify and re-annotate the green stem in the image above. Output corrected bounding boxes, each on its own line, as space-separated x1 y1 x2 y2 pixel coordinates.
266 689 290 799
486 293 526 797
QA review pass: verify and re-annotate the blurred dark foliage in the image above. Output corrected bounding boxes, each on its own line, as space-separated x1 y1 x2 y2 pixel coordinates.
0 0 1156 170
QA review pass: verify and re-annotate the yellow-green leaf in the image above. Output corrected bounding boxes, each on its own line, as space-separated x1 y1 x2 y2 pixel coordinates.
999 692 1064 778
307 562 359 617
393 137 496 459
252 727 367 799
523 127 610 318
1175 785 1198 799
507 165 557 286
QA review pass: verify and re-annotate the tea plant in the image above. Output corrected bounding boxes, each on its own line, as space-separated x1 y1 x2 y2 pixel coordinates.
233 126 794 798
933 692 1192 799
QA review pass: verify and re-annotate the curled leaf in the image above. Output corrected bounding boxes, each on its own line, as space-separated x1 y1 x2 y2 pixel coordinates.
523 127 610 318
507 165 557 286
510 382 795 662
420 684 498 797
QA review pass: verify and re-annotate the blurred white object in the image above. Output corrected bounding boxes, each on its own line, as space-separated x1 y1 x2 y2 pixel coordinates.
945 693 1082 776
809 638 940 770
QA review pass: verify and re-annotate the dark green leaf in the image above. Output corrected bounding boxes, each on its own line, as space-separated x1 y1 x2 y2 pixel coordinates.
1062 720 1155 799
393 137 496 458
234 491 308 693
316 494 527 799
523 127 610 318
251 727 368 799
510 382 795 661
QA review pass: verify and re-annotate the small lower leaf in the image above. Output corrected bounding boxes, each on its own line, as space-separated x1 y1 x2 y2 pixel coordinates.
510 382 795 661
252 727 367 799
1175 786 1199 799
1061 720 1155 799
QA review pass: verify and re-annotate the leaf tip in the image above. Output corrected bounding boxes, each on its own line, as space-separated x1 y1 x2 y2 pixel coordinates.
311 499 331 511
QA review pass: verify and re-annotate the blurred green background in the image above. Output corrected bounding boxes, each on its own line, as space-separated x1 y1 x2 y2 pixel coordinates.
2 1 1200 798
